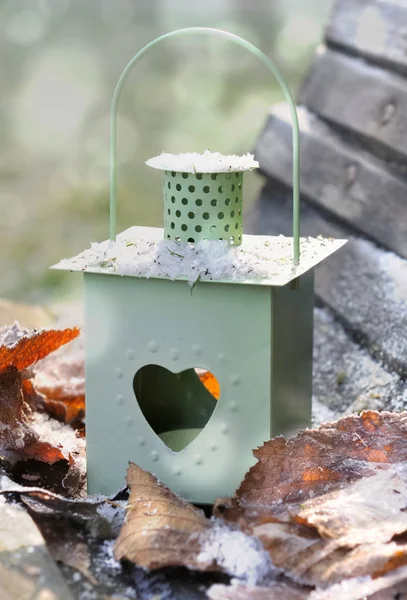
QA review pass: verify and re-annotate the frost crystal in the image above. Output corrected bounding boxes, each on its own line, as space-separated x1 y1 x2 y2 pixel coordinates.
146 150 259 173
53 226 346 288
197 522 274 585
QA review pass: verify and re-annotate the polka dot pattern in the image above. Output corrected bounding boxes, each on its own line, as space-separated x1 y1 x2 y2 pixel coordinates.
163 171 243 244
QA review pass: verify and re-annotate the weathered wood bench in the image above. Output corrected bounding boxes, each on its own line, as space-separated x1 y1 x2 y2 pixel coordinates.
249 0 407 421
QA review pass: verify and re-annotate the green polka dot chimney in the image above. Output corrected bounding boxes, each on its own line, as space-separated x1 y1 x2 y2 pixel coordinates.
51 28 346 504
162 170 243 245
146 151 254 246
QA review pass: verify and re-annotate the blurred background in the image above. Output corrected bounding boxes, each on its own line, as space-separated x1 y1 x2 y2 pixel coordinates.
0 0 334 304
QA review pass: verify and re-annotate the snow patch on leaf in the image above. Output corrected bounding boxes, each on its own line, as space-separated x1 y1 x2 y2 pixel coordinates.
197 521 274 585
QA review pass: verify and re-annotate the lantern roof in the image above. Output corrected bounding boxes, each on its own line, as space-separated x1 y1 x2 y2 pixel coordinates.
52 226 346 287
146 151 259 173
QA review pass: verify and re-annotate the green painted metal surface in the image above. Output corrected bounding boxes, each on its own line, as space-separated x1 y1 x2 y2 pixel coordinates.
163 171 243 244
271 272 314 437
84 271 314 503
84 272 272 503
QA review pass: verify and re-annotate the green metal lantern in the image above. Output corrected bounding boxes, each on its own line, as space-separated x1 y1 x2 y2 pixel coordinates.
52 28 346 504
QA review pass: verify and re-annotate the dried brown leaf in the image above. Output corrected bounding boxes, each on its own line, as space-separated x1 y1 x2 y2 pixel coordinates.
0 475 131 594
0 325 80 372
208 581 309 600
235 412 407 509
309 567 407 600
36 515 96 585
115 463 212 570
210 569 407 600
297 469 407 546
0 474 125 538
34 353 85 426
215 412 407 588
114 463 272 584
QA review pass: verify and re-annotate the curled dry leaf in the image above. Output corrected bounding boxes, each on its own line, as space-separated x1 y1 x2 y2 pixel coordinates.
0 322 81 464
309 567 407 600
115 463 212 570
210 566 407 600
208 581 309 600
0 475 131 594
0 324 80 372
115 463 272 584
34 343 85 427
0 474 126 539
215 412 407 590
36 515 96 585
234 411 407 508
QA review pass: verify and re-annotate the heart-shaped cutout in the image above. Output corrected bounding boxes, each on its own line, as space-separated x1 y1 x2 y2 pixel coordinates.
133 365 220 452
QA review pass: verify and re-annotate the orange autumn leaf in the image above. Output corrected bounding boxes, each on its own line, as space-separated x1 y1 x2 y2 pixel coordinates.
21 436 66 463
0 323 83 467
34 353 85 426
0 327 80 372
198 370 221 400
42 396 85 428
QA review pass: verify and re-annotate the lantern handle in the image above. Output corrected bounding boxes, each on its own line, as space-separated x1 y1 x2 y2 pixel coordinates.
110 27 301 263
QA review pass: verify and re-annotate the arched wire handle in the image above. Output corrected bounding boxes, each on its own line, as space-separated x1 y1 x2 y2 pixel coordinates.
110 27 301 263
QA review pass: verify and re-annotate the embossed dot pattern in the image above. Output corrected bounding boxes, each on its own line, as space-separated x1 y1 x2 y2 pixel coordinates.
147 341 159 353
163 171 243 244
217 353 227 365
230 374 241 386
170 348 180 361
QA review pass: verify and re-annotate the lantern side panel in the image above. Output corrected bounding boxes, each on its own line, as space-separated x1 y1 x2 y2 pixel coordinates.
83 273 272 503
271 271 314 437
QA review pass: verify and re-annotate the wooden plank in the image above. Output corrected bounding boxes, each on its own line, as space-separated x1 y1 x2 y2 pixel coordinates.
299 48 407 162
327 0 407 75
246 183 407 377
312 306 404 419
0 498 74 600
254 104 407 259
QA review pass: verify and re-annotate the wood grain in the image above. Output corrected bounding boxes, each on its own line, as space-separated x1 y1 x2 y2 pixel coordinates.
247 183 407 376
327 0 407 75
255 104 407 259
299 48 407 162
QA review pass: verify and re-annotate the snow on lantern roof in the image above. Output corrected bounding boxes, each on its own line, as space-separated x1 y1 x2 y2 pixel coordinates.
52 226 347 287
146 151 259 173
